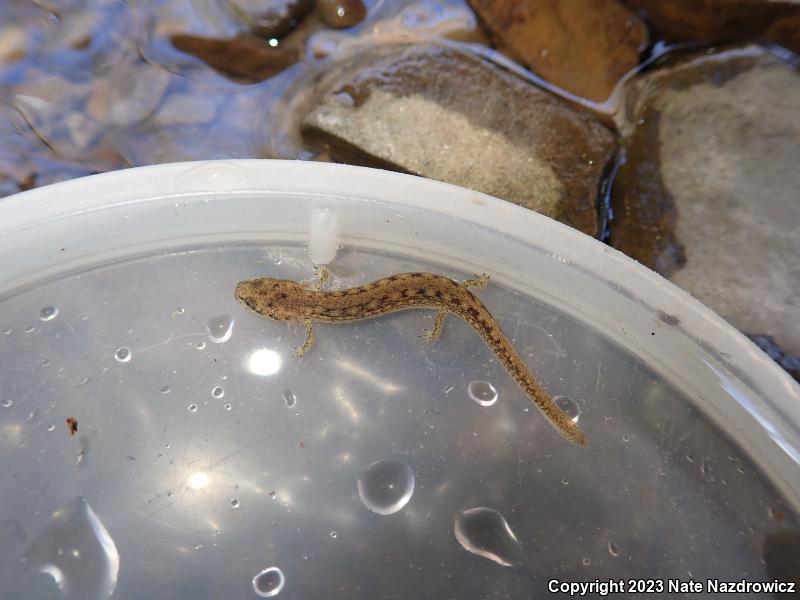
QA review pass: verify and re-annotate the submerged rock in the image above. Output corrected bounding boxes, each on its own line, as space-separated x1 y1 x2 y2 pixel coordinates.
302 43 616 236
468 0 647 102
230 0 315 39
171 33 297 83
622 0 800 48
611 45 800 357
318 0 367 29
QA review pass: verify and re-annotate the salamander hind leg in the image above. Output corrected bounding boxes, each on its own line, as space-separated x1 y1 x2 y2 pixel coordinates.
293 319 315 357
422 309 449 344
462 273 490 290
312 266 331 291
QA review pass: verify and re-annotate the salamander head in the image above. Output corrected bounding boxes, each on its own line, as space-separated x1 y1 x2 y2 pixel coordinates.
234 277 306 321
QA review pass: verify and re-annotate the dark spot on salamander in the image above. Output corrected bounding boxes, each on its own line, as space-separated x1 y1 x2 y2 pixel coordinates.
245 298 257 310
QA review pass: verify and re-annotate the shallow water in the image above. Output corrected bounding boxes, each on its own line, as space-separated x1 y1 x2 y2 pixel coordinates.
0 244 797 598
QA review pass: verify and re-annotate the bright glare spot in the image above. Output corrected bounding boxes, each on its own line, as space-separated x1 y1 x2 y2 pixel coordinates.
268 38 279 47
188 472 210 490
248 349 282 376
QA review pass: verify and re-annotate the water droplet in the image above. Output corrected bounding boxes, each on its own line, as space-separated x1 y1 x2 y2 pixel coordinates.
47 424 56 431
283 390 297 408
608 541 619 557
195 341 206 350
24 497 119 600
160 386 171 394
211 386 224 399
224 403 232 411
329 531 337 539
206 315 234 344
252 566 284 597
454 507 524 567
114 347 131 363
1 399 12 408
467 380 498 407
230 498 240 508
561 479 569 486
24 324 37 333
1 327 11 335
553 396 580 422
193 544 202 550
39 305 59 321
582 557 591 566
621 435 630 443
188 403 198 413
357 459 415 516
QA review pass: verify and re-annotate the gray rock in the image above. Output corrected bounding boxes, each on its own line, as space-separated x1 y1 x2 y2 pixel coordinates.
302 43 616 236
611 45 800 356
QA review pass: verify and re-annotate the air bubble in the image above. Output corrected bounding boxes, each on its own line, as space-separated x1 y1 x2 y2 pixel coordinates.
357 459 415 516
454 507 524 567
252 566 285 597
188 403 198 413
582 557 591 566
329 531 337 539
24 497 119 600
1 327 11 335
553 396 581 422
206 315 234 344
230 498 240 508
39 305 59 321
160 386 171 394
195 341 206 350
224 403 232 411
114 347 131 363
608 541 620 557
283 390 297 408
211 386 224 399
1 399 12 408
467 380 498 407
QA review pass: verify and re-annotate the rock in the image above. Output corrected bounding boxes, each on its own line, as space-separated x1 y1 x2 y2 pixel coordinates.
171 33 298 83
302 43 616 236
230 0 315 38
150 93 218 126
318 0 367 29
467 0 647 102
622 0 799 45
87 62 171 127
610 45 800 356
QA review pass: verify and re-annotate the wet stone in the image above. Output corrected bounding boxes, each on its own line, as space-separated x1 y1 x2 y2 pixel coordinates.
623 0 800 46
611 45 800 358
171 33 298 83
232 0 315 38
302 43 616 236
468 0 647 102
319 0 368 29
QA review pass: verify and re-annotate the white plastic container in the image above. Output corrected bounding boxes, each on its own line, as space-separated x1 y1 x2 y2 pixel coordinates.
1 160 798 599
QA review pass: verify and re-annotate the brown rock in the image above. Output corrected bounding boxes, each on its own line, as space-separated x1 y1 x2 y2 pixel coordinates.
467 0 647 102
318 0 367 29
611 45 800 356
230 0 315 38
171 33 298 83
622 0 799 43
302 44 616 236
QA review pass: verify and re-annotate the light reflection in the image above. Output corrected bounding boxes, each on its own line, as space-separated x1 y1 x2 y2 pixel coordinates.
248 348 282 376
188 472 210 490
335 358 403 393
334 386 361 424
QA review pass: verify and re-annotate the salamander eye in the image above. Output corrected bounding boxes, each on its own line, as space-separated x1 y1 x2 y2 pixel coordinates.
245 298 256 309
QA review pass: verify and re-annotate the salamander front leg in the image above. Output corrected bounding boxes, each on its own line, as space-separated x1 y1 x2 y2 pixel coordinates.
293 319 315 357
313 266 331 291
422 309 449 344
462 273 490 290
